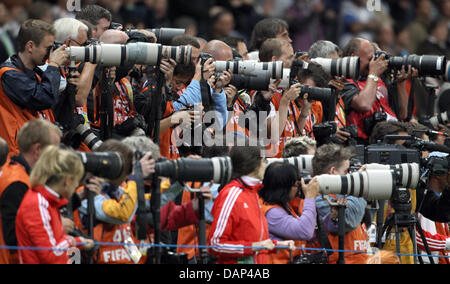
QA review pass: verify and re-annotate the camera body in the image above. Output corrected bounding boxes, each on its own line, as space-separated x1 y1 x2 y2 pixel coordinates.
291 252 329 264
363 110 387 135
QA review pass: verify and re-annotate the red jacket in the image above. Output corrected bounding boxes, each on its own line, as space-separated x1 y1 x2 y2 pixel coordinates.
15 185 79 264
208 177 274 264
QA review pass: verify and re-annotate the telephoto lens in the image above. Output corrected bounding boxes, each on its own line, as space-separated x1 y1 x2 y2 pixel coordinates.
266 155 314 174
376 51 447 76
154 157 233 185
214 60 284 79
310 56 360 79
316 170 397 200
77 152 124 180
364 163 420 189
300 86 333 102
67 42 192 66
149 28 186 45
429 111 450 128
229 70 271 91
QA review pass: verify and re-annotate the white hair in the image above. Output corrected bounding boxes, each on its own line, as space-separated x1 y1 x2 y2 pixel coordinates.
53 18 88 43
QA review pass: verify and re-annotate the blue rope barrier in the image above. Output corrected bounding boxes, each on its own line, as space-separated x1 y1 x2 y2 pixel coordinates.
1 242 449 260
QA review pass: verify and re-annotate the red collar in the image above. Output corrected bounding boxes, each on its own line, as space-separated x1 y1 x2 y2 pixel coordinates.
31 185 69 209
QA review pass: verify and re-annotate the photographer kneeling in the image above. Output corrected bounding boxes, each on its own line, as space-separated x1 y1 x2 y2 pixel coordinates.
15 146 94 264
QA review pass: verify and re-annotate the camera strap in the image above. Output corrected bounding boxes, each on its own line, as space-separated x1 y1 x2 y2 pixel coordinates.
134 161 147 240
200 78 213 112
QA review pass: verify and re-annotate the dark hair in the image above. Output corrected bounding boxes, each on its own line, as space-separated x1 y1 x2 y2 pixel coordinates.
171 34 201 49
76 4 112 26
230 146 263 178
96 139 133 176
249 18 289 51
369 121 409 144
220 36 246 49
260 162 299 214
27 1 51 21
313 144 354 176
342 38 363 57
173 63 195 79
17 19 55 52
297 62 331 88
406 121 429 139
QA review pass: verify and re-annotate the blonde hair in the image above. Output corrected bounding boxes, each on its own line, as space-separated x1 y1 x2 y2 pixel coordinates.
18 119 62 154
30 146 84 188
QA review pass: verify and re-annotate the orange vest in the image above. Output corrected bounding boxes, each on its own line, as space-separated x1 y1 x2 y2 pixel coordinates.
160 101 180 160
260 201 305 264
0 159 30 264
0 67 55 156
225 97 250 139
335 97 347 128
326 195 369 264
176 182 210 260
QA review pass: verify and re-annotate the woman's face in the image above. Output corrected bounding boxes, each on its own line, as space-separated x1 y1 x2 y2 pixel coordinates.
60 175 80 199
289 181 300 200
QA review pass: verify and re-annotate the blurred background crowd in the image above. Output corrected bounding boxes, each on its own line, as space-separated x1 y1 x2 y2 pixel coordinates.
1 0 450 64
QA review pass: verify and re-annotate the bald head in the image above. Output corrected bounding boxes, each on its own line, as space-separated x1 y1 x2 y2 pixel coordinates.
99 29 129 44
202 40 233 61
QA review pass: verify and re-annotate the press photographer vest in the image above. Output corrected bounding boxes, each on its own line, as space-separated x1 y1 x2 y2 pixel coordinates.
0 66 55 156
0 160 30 264
260 201 307 264
345 79 396 141
225 96 250 140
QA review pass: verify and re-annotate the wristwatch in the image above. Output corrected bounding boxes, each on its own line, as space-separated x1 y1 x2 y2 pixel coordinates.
368 74 379 83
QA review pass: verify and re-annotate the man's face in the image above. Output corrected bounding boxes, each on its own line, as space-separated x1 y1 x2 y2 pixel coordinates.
171 74 191 93
358 41 375 77
276 43 294 69
96 18 111 39
68 28 88 46
276 28 292 44
33 34 55 66
331 159 350 175
236 41 249 60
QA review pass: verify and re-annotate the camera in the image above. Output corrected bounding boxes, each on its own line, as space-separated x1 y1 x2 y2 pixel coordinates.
67 42 192 67
214 60 284 79
199 52 213 66
310 56 360 79
363 110 387 135
229 70 271 91
374 50 447 77
313 123 358 147
354 143 421 166
420 111 450 129
316 163 421 200
153 156 233 185
77 151 124 180
73 114 103 151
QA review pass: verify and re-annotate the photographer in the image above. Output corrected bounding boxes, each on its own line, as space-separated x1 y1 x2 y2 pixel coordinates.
255 38 301 158
340 37 408 144
77 139 155 264
208 146 295 264
308 40 354 144
248 18 292 61
282 136 317 157
0 19 68 155
259 162 320 264
313 143 369 264
15 146 94 264
75 4 112 39
0 119 62 264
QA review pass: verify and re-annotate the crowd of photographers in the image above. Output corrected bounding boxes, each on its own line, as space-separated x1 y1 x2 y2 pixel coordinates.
0 0 449 265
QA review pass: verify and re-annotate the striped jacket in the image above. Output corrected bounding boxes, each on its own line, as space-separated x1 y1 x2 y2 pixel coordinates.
15 185 80 264
208 177 273 264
